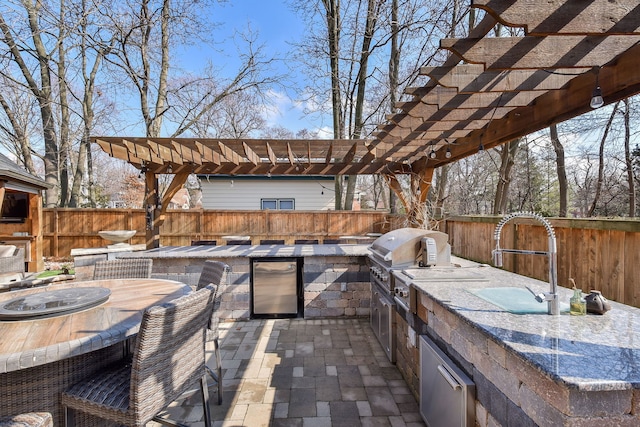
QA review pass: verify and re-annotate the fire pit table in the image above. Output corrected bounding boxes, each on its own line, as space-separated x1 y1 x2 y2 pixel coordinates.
0 279 190 425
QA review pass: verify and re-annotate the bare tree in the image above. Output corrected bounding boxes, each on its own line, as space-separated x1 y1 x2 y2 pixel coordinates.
0 80 37 173
549 124 568 217
69 0 114 207
293 0 462 212
102 1 278 140
588 102 619 217
623 98 635 217
633 144 640 214
0 2 61 206
492 138 520 215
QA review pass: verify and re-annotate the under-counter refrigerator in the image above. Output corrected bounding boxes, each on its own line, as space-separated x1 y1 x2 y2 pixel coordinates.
251 258 303 318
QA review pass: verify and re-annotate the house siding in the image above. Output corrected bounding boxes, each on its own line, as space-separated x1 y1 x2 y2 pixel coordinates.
199 176 335 210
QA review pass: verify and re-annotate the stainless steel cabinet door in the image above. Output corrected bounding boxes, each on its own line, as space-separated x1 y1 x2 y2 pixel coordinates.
252 260 298 315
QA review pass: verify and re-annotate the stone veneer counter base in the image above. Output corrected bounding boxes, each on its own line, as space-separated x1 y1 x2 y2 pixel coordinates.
409 256 640 426
117 244 373 321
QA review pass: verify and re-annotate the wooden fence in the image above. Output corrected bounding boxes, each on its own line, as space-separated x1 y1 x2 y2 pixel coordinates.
442 216 640 308
42 208 403 257
43 209 639 307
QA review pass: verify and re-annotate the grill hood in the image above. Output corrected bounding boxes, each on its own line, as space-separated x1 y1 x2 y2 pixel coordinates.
370 228 434 267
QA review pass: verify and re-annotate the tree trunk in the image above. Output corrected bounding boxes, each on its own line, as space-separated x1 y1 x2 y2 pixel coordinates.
623 99 635 217
322 0 345 209
493 138 520 215
0 5 60 206
588 102 619 217
149 0 171 137
70 0 108 208
436 164 450 217
549 124 568 217
58 0 71 206
344 0 378 210
387 0 399 213
0 92 35 173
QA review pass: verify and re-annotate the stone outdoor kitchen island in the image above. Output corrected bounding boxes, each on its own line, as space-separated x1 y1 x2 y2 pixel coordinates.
111 242 640 426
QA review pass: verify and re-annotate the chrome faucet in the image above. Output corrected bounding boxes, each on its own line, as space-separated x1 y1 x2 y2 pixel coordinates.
492 212 559 315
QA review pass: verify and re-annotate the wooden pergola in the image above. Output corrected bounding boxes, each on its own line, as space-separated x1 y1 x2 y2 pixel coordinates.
94 0 640 248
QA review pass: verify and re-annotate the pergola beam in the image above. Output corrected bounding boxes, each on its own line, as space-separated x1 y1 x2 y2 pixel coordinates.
472 0 640 36
440 35 640 70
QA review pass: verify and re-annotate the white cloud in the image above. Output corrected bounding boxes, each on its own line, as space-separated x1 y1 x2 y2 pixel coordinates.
262 89 294 127
316 126 333 139
260 89 334 136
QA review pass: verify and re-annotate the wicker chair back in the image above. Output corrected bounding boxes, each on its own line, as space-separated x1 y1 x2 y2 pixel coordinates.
92 258 152 280
62 285 215 427
130 285 215 421
196 260 229 290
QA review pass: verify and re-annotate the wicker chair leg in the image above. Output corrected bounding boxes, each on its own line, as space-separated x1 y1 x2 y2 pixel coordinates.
205 337 223 404
214 337 223 404
63 406 71 427
200 375 213 427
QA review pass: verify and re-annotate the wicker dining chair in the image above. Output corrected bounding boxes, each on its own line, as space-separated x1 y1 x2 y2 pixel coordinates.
0 412 53 427
92 258 153 280
196 260 229 405
61 285 216 427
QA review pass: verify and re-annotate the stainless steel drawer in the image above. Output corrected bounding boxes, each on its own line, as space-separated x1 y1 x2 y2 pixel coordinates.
420 335 475 427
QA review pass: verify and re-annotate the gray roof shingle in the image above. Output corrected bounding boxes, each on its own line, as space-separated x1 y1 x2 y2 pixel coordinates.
0 152 50 189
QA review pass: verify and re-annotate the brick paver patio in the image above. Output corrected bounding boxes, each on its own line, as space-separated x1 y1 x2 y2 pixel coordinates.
154 318 425 427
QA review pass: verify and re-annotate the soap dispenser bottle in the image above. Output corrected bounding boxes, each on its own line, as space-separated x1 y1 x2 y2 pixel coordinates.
570 286 586 316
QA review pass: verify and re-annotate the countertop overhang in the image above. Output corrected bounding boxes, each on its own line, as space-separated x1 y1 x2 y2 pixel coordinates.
116 243 373 259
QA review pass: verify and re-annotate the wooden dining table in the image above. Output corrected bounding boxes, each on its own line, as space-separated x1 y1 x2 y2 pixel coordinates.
0 278 191 425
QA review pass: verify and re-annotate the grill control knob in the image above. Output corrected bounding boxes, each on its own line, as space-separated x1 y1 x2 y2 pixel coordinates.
381 274 389 282
395 288 409 298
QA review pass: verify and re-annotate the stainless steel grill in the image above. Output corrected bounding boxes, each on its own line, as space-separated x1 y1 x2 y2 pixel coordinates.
368 228 438 362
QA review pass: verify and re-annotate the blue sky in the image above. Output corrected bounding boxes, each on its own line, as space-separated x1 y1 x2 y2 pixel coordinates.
175 1 330 137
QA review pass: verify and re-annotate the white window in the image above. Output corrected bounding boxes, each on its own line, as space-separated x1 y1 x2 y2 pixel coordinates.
278 199 294 210
261 198 295 210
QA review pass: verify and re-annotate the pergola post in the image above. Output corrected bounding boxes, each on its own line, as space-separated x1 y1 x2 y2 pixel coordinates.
144 169 192 249
144 171 161 249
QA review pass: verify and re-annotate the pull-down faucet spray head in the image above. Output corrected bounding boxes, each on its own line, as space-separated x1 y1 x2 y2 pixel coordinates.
491 211 560 315
492 247 503 267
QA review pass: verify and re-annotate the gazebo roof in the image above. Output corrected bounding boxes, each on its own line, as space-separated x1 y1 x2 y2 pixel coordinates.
0 152 50 191
94 0 640 176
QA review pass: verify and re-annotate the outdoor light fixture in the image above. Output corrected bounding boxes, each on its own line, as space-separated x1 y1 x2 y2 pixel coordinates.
590 86 604 109
429 141 436 159
445 147 452 158
590 67 604 109
166 164 173 174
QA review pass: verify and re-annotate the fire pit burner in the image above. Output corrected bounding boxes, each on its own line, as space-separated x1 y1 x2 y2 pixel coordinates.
0 287 111 320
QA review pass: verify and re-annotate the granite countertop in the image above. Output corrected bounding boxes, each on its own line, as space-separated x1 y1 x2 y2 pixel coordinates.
408 257 640 392
117 243 373 259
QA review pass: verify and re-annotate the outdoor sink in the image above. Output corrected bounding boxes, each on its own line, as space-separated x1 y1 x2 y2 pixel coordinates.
469 287 569 314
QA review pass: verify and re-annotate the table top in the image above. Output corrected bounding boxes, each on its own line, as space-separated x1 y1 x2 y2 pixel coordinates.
0 278 190 373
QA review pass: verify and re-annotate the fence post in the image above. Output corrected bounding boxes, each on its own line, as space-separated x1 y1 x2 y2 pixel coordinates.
53 208 59 258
